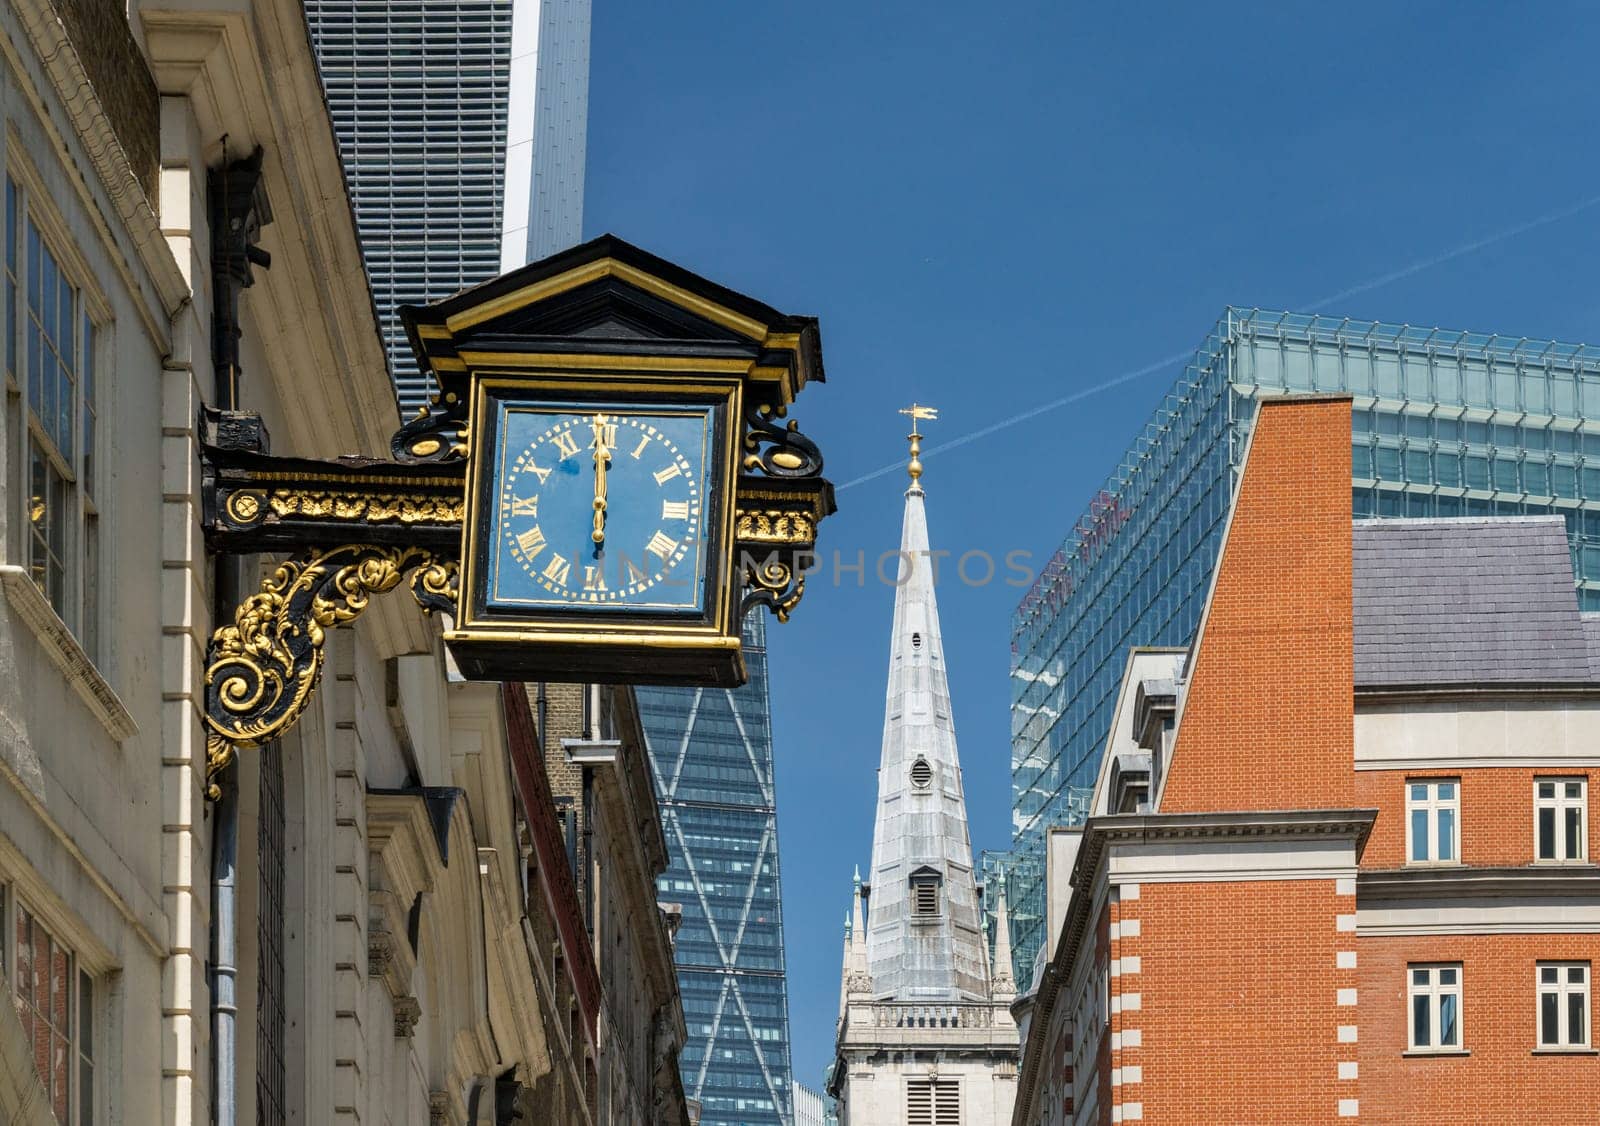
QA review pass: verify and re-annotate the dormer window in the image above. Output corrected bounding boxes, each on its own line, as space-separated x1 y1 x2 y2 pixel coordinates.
910 867 942 919
910 756 932 790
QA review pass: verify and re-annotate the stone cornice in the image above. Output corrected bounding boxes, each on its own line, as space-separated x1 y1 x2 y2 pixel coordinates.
1092 808 1378 848
1359 865 1600 900
1356 683 1600 702
2 0 187 342
0 567 137 742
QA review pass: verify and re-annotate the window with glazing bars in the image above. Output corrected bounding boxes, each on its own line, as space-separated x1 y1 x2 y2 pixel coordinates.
907 1078 959 1125
1408 964 1462 1052
1535 778 1586 863
1537 963 1589 1049
3 889 95 1122
1406 779 1459 865
4 176 101 656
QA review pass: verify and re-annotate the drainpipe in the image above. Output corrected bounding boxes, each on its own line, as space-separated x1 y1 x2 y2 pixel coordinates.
209 752 239 1126
205 145 271 1126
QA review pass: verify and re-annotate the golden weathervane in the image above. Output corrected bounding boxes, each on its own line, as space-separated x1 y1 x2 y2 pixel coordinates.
899 402 938 482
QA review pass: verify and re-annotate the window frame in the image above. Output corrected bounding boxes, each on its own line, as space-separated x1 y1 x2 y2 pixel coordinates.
0 882 97 1123
3 162 106 660
1407 962 1464 1053
1533 777 1587 864
1536 961 1590 1051
1405 778 1461 866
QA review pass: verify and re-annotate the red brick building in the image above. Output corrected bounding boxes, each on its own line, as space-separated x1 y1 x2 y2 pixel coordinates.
1011 396 1600 1124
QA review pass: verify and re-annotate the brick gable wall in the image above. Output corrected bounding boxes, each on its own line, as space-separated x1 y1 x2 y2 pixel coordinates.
1160 396 1355 814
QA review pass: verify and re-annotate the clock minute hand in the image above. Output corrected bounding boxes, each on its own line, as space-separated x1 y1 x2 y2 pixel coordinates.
591 414 612 546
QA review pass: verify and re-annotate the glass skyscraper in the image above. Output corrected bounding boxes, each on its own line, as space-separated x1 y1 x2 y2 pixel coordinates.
305 0 589 411
637 613 795 1125
1006 308 1600 976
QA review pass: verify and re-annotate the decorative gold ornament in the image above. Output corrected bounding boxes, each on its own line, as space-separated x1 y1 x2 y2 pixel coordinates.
226 490 266 523
202 545 455 799
742 401 824 478
898 402 938 483
735 508 818 545
742 556 805 622
262 489 465 525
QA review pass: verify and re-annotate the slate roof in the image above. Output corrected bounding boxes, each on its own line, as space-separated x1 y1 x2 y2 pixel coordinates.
1353 516 1598 688
1583 614 1600 678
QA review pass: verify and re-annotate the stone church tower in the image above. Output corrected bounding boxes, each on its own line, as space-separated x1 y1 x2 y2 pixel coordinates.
829 411 1019 1125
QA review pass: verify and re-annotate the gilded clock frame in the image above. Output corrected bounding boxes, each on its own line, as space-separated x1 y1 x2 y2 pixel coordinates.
452 366 745 657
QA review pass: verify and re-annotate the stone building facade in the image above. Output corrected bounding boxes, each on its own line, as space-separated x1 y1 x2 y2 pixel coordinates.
1012 396 1600 1124
0 2 690 1123
830 452 1019 1125
531 682 693 1125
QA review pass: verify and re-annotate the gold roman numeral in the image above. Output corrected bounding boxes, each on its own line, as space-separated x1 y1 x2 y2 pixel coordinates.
516 526 546 557
593 421 617 449
661 499 690 520
630 434 650 459
583 565 607 592
653 463 682 485
527 461 553 484
552 430 580 459
625 559 647 586
542 553 572 587
509 495 538 517
647 530 679 561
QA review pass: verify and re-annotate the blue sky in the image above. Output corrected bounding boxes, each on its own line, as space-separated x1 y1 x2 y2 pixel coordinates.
584 0 1600 1089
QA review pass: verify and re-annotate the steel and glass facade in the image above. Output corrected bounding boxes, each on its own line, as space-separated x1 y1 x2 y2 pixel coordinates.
306 0 590 413
637 613 794 1125
306 1 512 410
1006 309 1600 976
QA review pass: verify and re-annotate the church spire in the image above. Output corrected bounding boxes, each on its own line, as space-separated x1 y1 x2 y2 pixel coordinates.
991 874 1017 1002
862 407 990 1001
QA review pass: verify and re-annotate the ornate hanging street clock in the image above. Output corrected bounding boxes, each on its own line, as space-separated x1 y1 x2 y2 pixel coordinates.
398 236 833 686
196 236 831 796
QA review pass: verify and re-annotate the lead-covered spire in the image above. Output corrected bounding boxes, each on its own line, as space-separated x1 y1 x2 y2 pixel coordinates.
862 419 989 1001
991 874 1016 1002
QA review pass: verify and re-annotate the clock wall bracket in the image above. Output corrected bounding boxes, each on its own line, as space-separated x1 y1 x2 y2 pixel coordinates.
198 236 835 799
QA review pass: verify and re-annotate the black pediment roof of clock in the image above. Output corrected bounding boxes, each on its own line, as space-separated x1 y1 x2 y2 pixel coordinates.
401 233 823 369
461 275 757 358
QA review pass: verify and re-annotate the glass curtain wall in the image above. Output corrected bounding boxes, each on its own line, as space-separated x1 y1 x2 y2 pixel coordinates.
305 0 513 412
1006 309 1600 977
636 613 795 1125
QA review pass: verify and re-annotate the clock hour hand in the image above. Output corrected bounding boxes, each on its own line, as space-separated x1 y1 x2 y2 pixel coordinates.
591 414 612 546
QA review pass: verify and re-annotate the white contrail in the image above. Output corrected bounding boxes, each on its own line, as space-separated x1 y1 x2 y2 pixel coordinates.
837 193 1600 492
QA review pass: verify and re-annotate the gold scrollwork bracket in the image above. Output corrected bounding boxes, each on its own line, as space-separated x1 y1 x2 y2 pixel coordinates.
742 401 824 478
202 545 458 800
740 555 806 623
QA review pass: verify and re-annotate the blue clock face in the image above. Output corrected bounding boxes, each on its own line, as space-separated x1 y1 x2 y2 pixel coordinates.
487 401 713 612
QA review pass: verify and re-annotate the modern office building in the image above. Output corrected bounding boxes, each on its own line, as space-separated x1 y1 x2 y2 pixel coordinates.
305 0 590 411
1007 308 1600 977
637 614 796 1125
794 1082 828 1126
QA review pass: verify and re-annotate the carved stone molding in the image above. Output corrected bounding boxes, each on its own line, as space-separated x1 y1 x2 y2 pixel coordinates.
393 995 422 1040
